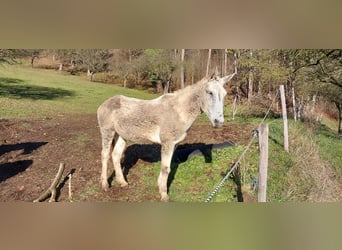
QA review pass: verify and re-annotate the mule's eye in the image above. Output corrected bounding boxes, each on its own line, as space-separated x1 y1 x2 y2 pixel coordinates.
207 91 213 96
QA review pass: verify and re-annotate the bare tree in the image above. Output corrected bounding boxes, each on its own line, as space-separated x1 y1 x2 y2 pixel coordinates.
224 49 228 75
0 49 15 64
247 50 254 101
75 49 113 81
206 49 212 77
180 49 185 89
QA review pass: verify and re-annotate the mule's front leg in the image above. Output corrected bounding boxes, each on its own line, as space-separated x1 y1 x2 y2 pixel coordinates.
158 144 175 202
100 129 115 191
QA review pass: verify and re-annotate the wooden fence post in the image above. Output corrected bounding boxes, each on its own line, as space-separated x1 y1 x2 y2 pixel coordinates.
279 85 289 152
258 123 269 202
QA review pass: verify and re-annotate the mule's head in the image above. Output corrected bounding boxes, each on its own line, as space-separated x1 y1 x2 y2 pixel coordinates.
201 71 236 128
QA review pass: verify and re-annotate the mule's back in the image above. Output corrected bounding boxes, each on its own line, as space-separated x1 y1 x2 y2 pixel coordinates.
98 95 163 144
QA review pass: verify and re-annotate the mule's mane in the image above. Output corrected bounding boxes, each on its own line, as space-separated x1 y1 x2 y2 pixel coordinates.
159 77 210 120
169 77 209 96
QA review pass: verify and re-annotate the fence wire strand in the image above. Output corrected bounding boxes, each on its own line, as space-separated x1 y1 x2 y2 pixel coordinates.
204 90 279 202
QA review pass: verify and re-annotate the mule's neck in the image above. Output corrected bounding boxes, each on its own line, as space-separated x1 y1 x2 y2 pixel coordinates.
173 82 205 130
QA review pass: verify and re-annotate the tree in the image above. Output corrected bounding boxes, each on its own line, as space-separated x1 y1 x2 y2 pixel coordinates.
141 49 177 93
295 49 342 135
180 49 185 89
0 49 43 66
54 49 77 72
312 50 342 135
223 49 228 75
0 49 15 64
230 49 289 100
205 49 212 77
28 50 42 67
311 50 342 89
74 49 113 81
182 49 202 85
320 84 342 135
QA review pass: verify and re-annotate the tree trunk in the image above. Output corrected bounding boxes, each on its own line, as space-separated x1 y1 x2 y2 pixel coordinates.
298 96 303 121
163 80 170 94
292 86 297 121
336 102 342 136
123 77 127 88
247 50 253 102
128 49 132 63
58 63 63 72
248 70 253 101
280 85 289 152
223 49 228 76
206 49 212 77
87 69 94 81
232 86 240 120
180 49 185 89
156 80 163 93
71 59 75 69
311 95 317 114
30 55 36 68
232 95 238 120
255 80 259 96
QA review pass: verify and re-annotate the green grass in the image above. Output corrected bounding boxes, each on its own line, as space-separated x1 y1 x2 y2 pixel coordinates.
0 65 157 118
134 117 294 202
79 180 99 200
73 134 91 144
158 111 340 202
312 123 342 178
139 145 245 202
137 118 297 202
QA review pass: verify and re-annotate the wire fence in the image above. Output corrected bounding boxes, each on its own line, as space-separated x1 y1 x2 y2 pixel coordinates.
204 90 279 202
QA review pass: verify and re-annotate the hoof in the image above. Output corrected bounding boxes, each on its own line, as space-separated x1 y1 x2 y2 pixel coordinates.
101 182 109 191
116 177 128 188
160 194 170 202
119 182 128 188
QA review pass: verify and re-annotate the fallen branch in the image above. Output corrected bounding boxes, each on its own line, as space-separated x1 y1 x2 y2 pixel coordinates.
33 163 65 202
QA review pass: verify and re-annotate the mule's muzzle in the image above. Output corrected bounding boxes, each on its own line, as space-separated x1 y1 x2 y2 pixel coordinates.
213 119 224 128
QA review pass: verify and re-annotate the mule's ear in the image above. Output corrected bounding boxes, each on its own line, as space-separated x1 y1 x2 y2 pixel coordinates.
220 72 236 85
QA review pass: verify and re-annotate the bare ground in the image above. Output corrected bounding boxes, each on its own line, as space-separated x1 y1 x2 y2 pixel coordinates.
0 114 255 202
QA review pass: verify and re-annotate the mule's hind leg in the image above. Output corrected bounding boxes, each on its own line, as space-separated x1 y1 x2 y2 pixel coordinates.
158 143 175 202
112 136 128 187
100 129 115 191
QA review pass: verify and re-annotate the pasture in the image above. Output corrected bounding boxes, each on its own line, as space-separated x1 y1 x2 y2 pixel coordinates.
0 65 341 202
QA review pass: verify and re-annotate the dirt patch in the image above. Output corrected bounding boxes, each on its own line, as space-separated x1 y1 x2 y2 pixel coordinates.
0 115 255 202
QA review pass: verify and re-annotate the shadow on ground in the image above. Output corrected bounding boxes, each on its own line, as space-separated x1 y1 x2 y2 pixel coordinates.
0 142 47 182
0 77 74 100
0 142 48 156
0 160 33 182
108 141 234 192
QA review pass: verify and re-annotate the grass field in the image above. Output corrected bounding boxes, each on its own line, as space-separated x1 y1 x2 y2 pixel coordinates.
0 64 157 118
